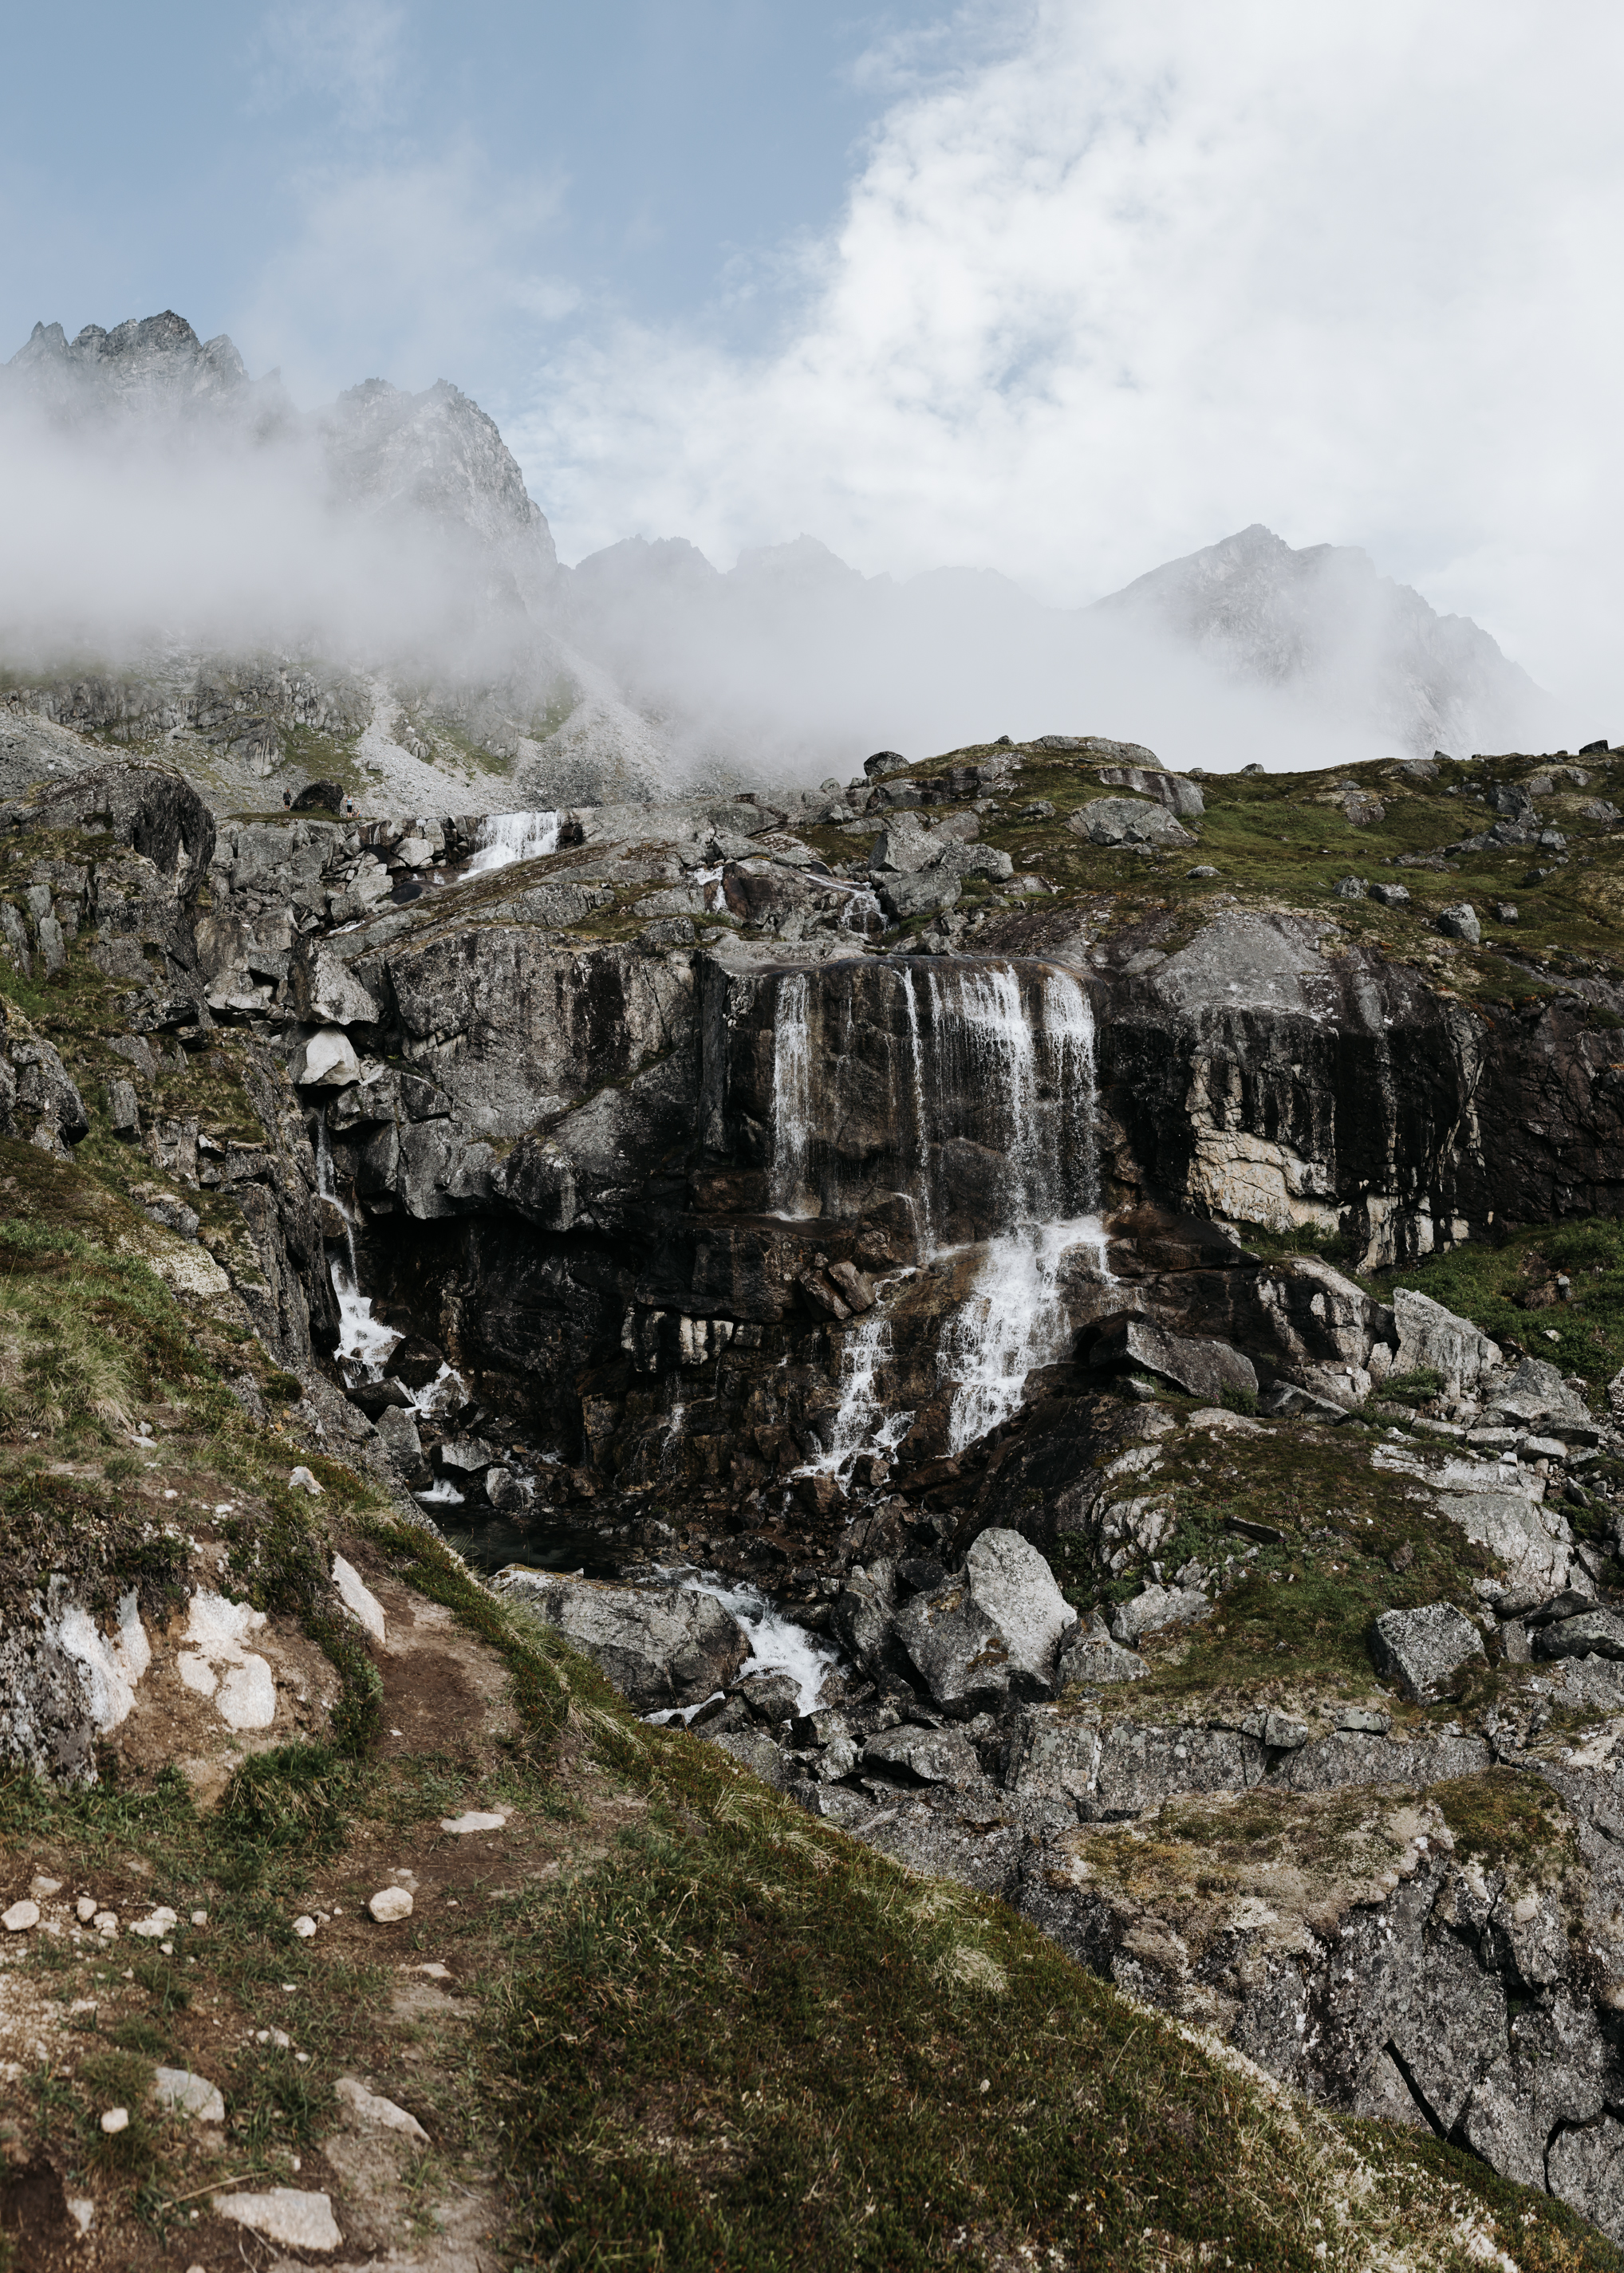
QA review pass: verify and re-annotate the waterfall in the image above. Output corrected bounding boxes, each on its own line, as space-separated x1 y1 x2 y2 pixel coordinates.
464 810 561 877
835 881 883 935
940 1215 1111 1454
807 1309 915 1480
899 967 936 1256
314 1110 397 1377
767 971 814 1218
759 955 1106 1474
936 968 1108 1450
315 1109 463 1414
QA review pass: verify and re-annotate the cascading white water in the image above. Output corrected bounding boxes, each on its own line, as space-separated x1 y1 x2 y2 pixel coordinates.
935 967 1107 1449
899 967 936 1257
314 1111 398 1376
767 971 814 1218
463 810 561 877
806 1308 916 1479
314 1109 464 1416
763 955 1106 1477
940 1215 1112 1454
835 882 882 933
644 1573 838 1720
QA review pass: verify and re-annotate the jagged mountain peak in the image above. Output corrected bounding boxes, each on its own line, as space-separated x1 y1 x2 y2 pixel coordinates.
9 308 250 410
1094 522 1549 756
321 373 557 585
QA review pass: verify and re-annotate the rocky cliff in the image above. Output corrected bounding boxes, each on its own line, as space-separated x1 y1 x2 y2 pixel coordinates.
10 725 1624 2257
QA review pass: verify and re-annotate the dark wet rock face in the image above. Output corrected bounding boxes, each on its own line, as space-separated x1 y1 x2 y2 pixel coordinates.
1103 910 1624 1267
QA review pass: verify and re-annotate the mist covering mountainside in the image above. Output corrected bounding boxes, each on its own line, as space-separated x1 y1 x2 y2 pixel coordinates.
0 311 1575 810
1094 522 1551 765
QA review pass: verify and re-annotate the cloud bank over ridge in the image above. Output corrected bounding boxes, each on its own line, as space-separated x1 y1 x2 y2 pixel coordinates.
514 0 1624 726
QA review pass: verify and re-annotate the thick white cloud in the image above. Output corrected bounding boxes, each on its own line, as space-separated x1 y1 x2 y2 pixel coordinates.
517 0 1624 715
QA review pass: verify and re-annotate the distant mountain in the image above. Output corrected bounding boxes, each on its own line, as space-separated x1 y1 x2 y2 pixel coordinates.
0 311 668 810
6 311 556 610
0 313 1573 802
560 524 1566 774
1091 522 1554 758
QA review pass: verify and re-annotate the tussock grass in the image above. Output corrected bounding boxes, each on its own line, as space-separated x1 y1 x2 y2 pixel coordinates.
1365 1212 1624 1387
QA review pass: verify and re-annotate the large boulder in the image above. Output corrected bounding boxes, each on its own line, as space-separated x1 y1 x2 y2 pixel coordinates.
1088 1318 1257 1402
878 869 961 923
1109 1585 1213 1646
830 1561 899 1679
1370 1602 1485 1700
1066 798 1194 849
869 813 941 875
292 1029 362 1089
293 944 384 1027
0 1007 89 1159
1492 1355 1593 1428
493 1571 749 1711
863 1723 983 1787
2 761 215 894
1390 1287 1501 1396
1252 1255 1396 1406
895 1529 1075 1712
1096 765 1204 819
1057 1613 1150 1686
1533 1609 1624 1663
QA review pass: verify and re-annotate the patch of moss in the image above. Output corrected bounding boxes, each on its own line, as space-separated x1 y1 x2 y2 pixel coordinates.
1365 1212 1624 1386
1433 1767 1575 1873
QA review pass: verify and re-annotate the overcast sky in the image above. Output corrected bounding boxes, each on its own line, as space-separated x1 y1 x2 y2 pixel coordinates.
6 2 1623 723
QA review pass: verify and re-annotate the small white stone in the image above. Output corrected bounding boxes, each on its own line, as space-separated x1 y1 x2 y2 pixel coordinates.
336 2076 428 2139
154 2066 226 2123
191 1909 207 1926
100 2106 130 2134
130 1907 179 1939
293 1915 317 1939
440 1810 507 1836
66 2198 95 2234
177 1651 219 1697
332 1554 386 1644
215 1655 278 1730
76 1896 97 1922
369 1886 413 1923
2 1900 39 1932
213 2189 342 2252
93 1910 118 1934
30 1874 62 1899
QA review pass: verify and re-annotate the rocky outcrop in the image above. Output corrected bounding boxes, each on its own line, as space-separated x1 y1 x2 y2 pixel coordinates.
0 764 337 1364
1100 908 1624 1265
491 1569 749 1710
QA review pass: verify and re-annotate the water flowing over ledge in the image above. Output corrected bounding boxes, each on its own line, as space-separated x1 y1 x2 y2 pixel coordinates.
463 810 561 877
760 955 1110 1474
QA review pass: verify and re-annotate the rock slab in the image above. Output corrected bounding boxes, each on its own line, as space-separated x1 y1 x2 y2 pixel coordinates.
495 1570 749 1710
1370 1601 1485 1700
